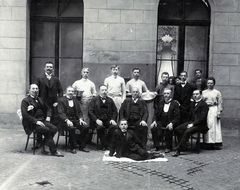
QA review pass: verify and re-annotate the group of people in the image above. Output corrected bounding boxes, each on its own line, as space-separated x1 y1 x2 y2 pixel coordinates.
153 69 223 157
21 62 223 160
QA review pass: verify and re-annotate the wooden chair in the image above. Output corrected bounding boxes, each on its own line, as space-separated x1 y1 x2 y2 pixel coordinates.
56 128 70 150
25 130 37 155
190 131 206 154
159 128 178 148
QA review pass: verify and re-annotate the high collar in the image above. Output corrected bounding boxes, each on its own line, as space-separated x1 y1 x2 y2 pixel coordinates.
66 95 73 100
30 95 37 99
195 98 202 103
164 98 172 104
45 72 52 76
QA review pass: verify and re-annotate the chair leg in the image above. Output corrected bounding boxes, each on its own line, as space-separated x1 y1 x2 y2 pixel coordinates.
197 132 200 154
174 134 177 147
56 131 60 148
202 133 205 150
65 131 68 150
190 134 193 149
33 132 36 155
25 135 30 151
96 131 99 150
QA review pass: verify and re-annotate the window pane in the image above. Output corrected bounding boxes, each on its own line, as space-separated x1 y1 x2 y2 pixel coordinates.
185 0 210 20
59 58 82 90
184 61 207 80
31 22 55 57
31 0 58 17
158 0 182 20
184 26 208 80
31 58 55 83
60 23 83 58
59 0 83 18
157 26 179 84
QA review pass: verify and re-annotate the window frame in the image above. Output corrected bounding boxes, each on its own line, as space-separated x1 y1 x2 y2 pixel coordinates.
30 0 83 79
157 0 211 80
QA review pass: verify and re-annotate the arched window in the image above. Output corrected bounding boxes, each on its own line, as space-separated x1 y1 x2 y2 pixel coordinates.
157 0 210 84
30 0 83 89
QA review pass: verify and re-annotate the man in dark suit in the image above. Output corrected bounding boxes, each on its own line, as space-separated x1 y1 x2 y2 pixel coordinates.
154 72 175 108
35 62 63 147
119 87 148 146
21 84 63 157
190 69 207 91
173 89 209 157
109 119 164 160
35 62 63 125
150 88 180 153
88 85 118 150
58 86 89 154
174 71 196 123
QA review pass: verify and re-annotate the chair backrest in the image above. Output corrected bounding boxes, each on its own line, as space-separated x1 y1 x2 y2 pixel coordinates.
17 109 22 120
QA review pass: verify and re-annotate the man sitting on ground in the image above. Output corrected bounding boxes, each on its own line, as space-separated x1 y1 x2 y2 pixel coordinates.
109 119 164 161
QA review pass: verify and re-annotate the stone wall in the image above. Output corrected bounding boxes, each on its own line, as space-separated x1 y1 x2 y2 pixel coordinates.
83 0 158 91
211 0 240 118
0 0 27 116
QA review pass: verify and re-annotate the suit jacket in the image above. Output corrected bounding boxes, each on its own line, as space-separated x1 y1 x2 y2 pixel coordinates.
57 96 83 122
35 74 63 107
109 129 144 158
188 99 209 133
152 100 180 127
119 98 148 122
154 83 175 109
88 95 118 123
21 95 52 135
174 82 196 108
190 78 207 91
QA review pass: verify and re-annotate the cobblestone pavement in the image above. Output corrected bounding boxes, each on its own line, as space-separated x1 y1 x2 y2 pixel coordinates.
0 125 239 190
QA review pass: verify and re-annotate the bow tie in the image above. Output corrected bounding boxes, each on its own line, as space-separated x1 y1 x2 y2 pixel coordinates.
31 97 38 102
101 97 106 100
164 101 171 104
67 97 73 100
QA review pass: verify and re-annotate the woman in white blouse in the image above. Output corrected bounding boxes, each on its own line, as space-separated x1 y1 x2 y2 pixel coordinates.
202 77 223 150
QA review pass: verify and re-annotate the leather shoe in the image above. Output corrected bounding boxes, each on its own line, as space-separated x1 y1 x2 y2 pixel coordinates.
164 149 171 153
154 153 165 158
51 151 64 157
79 147 90 153
172 150 180 157
70 149 77 154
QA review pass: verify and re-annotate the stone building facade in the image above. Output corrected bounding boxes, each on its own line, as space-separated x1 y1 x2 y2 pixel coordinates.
0 0 239 123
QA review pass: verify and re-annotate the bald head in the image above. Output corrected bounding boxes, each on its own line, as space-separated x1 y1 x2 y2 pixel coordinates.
29 84 39 98
131 87 140 99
